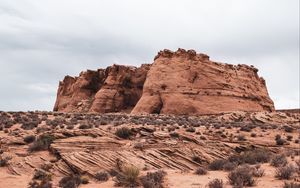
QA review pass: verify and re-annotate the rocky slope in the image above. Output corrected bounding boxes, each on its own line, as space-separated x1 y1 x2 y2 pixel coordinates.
0 111 299 187
54 49 274 114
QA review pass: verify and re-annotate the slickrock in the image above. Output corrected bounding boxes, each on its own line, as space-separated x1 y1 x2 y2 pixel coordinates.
54 48 274 115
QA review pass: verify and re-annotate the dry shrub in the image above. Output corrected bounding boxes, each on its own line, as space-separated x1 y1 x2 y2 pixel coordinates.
275 164 294 180
140 170 166 188
115 127 133 139
169 132 179 138
29 180 52 188
209 159 226 170
33 169 52 182
276 138 286 145
133 142 144 150
29 134 55 152
207 179 224 188
24 135 36 143
59 175 81 188
195 167 207 175
237 134 246 141
271 154 288 167
41 163 53 171
252 165 265 177
287 135 293 141
78 124 92 129
223 161 237 171
80 175 89 184
114 165 140 187
228 148 271 165
283 182 300 188
296 160 300 174
95 171 109 181
192 155 202 163
228 165 256 187
0 156 12 167
186 127 196 133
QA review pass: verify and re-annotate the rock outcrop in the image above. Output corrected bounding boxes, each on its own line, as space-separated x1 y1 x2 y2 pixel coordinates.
54 48 274 114
54 64 150 113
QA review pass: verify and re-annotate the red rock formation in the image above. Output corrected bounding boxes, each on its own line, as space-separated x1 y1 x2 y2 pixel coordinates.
54 49 274 114
54 64 151 113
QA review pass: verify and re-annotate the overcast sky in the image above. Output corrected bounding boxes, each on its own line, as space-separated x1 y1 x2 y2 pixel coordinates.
0 0 299 111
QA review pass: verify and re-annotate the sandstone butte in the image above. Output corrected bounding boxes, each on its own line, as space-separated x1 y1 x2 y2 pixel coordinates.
53 48 275 115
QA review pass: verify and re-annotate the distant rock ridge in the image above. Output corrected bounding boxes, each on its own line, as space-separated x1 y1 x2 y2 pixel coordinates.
54 48 275 114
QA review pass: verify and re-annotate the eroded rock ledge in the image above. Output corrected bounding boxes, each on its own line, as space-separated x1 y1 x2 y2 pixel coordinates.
54 48 275 114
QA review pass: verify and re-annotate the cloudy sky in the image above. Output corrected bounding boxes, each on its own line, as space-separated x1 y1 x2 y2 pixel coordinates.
0 0 299 111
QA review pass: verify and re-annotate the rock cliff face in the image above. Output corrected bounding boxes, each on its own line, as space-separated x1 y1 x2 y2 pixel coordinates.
54 64 151 113
54 49 274 114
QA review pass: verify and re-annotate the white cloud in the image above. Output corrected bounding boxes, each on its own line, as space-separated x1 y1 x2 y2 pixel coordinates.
25 83 57 94
0 0 299 110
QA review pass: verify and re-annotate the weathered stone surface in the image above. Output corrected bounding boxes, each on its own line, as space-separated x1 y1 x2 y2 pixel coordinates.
132 49 274 115
54 48 274 114
54 64 150 113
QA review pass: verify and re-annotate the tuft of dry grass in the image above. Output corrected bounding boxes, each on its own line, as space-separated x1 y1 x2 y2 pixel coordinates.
114 165 140 187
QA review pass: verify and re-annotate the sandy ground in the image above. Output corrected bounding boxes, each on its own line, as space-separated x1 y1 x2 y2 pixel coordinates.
1 163 298 188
